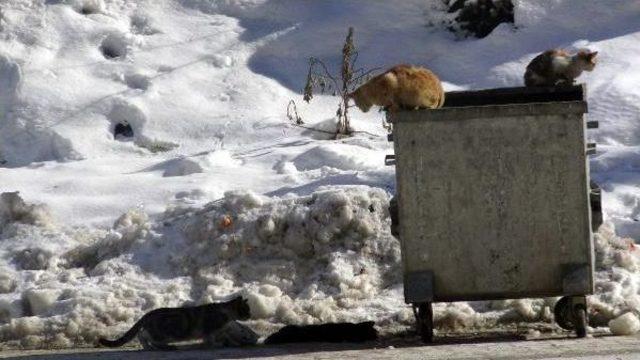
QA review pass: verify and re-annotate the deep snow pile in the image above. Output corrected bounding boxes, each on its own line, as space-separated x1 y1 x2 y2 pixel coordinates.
0 188 404 349
1 191 640 349
171 187 401 324
2 0 640 349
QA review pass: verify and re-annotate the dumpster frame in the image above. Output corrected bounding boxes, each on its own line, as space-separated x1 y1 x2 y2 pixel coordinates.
388 85 596 341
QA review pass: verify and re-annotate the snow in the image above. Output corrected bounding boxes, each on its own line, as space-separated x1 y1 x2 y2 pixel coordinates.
292 144 381 172
1 0 640 349
609 312 640 336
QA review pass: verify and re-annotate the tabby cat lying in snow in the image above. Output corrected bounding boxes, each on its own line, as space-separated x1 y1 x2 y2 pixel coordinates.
99 296 252 350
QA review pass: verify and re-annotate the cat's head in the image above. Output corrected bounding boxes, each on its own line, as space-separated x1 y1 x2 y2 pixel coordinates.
576 50 598 72
351 321 378 341
348 87 374 113
358 321 378 338
230 295 252 320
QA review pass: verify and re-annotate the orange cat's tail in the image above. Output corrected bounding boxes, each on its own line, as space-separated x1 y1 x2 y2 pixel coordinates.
437 88 445 108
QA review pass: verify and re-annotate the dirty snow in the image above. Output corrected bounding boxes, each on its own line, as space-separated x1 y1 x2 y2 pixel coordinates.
1 0 640 350
609 312 640 336
1 190 640 348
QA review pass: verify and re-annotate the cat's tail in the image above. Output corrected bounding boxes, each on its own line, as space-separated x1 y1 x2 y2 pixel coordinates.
437 87 445 108
98 319 144 348
523 69 537 87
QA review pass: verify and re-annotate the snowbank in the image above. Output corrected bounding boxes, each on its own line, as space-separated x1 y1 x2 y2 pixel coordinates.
293 144 381 172
1 191 640 349
0 189 403 349
168 186 402 326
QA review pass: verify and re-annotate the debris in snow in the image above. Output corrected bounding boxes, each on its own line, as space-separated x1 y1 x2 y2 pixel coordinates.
0 192 51 230
12 248 54 271
62 210 151 270
0 270 17 295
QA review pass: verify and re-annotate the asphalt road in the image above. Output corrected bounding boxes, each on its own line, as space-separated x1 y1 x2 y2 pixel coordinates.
1 333 640 360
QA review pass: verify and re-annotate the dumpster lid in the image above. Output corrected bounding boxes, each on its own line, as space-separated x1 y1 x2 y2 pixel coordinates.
443 84 585 108
389 84 588 123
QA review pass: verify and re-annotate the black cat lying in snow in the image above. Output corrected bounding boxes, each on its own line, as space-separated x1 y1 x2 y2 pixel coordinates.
264 321 378 344
100 295 377 350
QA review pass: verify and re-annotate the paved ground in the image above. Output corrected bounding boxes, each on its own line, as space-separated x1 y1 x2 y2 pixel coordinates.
1 333 640 360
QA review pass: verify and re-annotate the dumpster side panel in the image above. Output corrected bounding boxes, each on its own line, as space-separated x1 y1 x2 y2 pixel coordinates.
394 111 592 302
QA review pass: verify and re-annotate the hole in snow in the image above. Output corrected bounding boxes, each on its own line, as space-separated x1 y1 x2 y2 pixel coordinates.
106 99 144 140
73 0 105 15
100 34 128 60
79 6 96 14
106 99 178 152
46 0 103 14
124 73 150 90
79 4 99 14
113 122 134 140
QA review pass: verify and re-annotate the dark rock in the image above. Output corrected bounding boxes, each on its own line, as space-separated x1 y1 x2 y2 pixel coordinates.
447 0 514 38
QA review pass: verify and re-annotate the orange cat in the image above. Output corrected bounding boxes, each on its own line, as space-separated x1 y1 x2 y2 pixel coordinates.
349 65 445 113
524 49 598 87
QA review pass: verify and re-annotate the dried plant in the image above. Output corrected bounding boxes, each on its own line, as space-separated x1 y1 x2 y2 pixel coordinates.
286 99 303 125
303 27 378 138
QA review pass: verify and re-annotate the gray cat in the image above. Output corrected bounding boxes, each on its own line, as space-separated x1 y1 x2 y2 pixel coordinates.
99 296 251 350
524 49 597 87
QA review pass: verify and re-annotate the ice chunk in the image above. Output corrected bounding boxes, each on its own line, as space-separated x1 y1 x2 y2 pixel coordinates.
609 312 640 335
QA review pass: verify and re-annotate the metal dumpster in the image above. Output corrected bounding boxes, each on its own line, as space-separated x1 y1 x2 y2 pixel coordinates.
388 85 598 342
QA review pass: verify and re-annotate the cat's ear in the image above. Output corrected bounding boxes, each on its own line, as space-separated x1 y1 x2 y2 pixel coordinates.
589 51 598 60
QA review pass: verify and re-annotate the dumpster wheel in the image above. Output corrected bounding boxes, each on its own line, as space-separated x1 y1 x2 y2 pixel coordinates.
554 296 588 338
413 302 434 343
574 305 587 338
